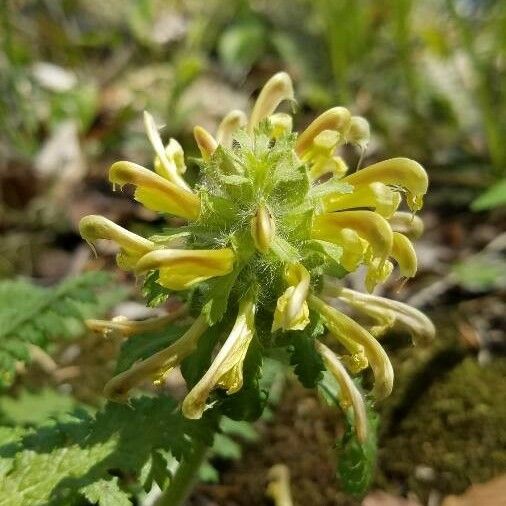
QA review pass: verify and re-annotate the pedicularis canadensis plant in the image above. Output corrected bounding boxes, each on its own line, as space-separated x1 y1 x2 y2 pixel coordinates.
80 72 434 498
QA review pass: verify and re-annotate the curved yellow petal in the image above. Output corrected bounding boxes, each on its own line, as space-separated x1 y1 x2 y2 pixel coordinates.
79 214 155 271
295 107 351 155
337 287 436 346
309 295 394 400
216 110 247 147
250 204 276 253
109 161 200 220
391 232 417 278
342 158 428 212
182 298 256 419
154 138 186 178
312 210 394 267
194 125 218 159
135 248 235 290
272 263 310 332
249 72 294 132
389 211 425 239
86 305 188 337
104 315 208 402
143 111 190 190
323 182 401 218
315 340 368 442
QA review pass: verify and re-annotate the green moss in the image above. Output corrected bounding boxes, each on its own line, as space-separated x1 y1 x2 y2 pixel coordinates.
378 356 506 499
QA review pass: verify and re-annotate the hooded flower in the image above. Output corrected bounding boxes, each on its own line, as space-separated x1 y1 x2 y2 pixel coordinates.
182 298 256 419
80 72 434 442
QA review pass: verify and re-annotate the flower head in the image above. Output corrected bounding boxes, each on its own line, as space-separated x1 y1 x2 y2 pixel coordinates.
80 73 434 441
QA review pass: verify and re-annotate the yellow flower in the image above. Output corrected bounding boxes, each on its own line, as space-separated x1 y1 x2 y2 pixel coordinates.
79 215 155 271
309 295 394 400
336 287 435 345
295 106 351 155
272 263 310 332
391 231 417 279
103 315 208 402
341 157 428 212
193 125 218 159
135 248 235 290
182 298 256 419
248 72 294 132
86 305 187 337
315 340 368 442
109 161 200 220
154 138 186 178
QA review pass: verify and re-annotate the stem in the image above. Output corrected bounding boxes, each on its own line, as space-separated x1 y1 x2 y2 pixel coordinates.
156 441 208 506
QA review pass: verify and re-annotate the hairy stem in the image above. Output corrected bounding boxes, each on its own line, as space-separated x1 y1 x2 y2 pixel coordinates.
156 441 208 506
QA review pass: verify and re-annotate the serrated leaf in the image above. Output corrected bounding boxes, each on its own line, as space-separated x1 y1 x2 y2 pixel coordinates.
142 270 171 307
309 179 353 199
270 236 301 262
288 310 325 388
81 478 130 506
0 396 219 505
308 240 343 264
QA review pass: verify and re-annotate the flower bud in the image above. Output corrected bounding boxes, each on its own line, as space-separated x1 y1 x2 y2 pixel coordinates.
346 116 370 151
216 110 247 147
391 232 417 278
194 125 218 159
251 204 276 253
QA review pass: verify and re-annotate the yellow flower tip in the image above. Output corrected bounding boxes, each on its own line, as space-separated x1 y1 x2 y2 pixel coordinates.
312 210 394 267
154 138 187 177
143 111 190 190
389 211 425 239
315 340 368 443
269 112 293 139
193 125 218 159
249 71 295 132
182 299 256 419
78 214 154 266
135 248 235 290
346 116 370 150
323 182 401 218
272 263 310 332
266 464 294 506
250 204 276 253
392 232 417 278
342 157 428 212
338 288 436 346
340 349 369 374
216 110 247 147
295 106 351 155
109 161 200 220
309 295 394 401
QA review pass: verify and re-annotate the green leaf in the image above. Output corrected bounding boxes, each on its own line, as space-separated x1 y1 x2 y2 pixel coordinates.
471 179 506 211
0 273 125 388
142 270 171 307
0 388 81 426
211 433 242 460
270 235 301 262
81 478 130 506
201 269 240 325
307 240 343 264
288 310 325 388
180 324 223 388
0 396 219 505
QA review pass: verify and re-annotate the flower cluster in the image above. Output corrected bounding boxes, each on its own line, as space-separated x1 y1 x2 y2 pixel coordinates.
81 73 434 441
